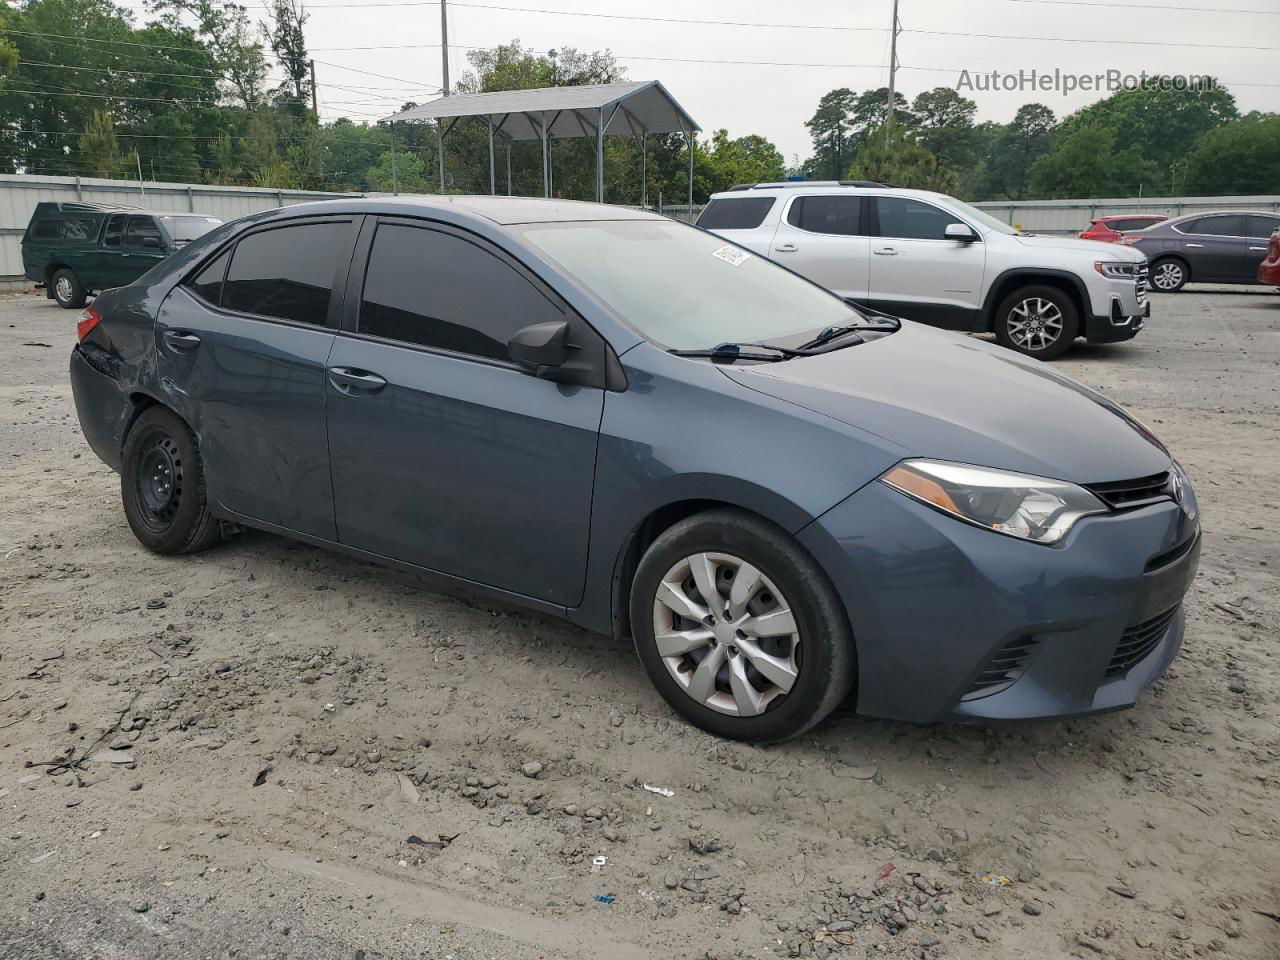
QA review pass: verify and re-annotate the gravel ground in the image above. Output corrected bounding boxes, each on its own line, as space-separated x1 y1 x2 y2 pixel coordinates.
1 286 1278 960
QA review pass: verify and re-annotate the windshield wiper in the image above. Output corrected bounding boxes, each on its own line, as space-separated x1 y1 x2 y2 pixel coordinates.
668 341 806 363
847 304 904 327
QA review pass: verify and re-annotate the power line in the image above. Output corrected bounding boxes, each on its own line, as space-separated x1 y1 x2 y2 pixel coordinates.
904 28 1278 51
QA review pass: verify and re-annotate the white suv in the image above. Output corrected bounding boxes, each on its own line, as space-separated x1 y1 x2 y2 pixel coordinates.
697 182 1150 360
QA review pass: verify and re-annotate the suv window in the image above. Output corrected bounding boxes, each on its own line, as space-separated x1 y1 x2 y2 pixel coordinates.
697 197 776 230
874 197 963 240
186 248 231 306
31 220 59 240
359 223 564 362
222 222 347 325
787 196 862 236
1112 218 1157 232
103 214 126 248
61 217 99 241
1188 215 1246 237
1248 215 1280 239
124 216 163 247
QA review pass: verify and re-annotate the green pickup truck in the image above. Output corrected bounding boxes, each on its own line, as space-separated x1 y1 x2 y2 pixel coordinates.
22 201 223 308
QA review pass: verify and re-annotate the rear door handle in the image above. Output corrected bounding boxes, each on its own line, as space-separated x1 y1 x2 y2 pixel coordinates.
328 366 388 395
873 247 898 256
1184 243 1204 248
774 243 798 253
1249 246 1267 251
162 330 201 352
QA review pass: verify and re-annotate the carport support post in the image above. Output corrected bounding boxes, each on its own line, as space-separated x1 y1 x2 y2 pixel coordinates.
686 127 694 213
437 120 446 193
541 111 550 198
506 141 512 196
641 132 647 208
596 107 605 203
487 115 496 196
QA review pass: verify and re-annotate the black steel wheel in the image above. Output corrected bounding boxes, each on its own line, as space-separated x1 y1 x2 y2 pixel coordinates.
120 407 220 555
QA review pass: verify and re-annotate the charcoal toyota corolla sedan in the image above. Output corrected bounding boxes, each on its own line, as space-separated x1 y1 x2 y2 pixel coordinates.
69 197 1201 742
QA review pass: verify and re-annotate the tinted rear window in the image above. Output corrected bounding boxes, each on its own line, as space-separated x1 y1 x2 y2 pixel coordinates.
222 222 348 325
161 216 222 243
30 217 99 241
697 197 776 230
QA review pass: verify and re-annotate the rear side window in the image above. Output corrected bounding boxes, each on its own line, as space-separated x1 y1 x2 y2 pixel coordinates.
1111 218 1155 232
1190 215 1246 237
788 196 862 236
874 197 964 240
125 217 163 247
697 197 776 230
359 223 564 362
103 214 126 247
186 248 231 305
222 222 347 325
62 217 99 241
31 220 59 240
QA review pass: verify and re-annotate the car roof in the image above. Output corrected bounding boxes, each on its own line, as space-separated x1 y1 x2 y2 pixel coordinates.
1098 214 1164 221
707 183 951 203
267 195 665 226
1171 210 1277 220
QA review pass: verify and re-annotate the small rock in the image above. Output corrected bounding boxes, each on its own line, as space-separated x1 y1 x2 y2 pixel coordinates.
972 925 992 942
521 761 544 779
131 900 150 913
1023 900 1043 916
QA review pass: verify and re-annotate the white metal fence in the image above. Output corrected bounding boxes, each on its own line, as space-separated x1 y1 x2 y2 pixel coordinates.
0 173 356 285
972 195 1280 234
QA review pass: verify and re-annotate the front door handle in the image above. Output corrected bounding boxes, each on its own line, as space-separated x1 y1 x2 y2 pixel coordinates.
873 247 898 256
328 367 388 395
162 330 201 352
774 243 798 253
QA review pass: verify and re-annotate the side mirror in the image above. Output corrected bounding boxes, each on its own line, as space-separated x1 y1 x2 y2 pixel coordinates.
508 320 570 372
141 236 162 249
945 223 978 243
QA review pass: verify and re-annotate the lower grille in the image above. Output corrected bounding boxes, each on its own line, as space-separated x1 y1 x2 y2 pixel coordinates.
1107 605 1179 678
1085 471 1173 511
962 635 1039 701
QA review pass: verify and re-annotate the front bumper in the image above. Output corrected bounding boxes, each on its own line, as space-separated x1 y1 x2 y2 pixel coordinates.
799 479 1199 724
1085 270 1148 343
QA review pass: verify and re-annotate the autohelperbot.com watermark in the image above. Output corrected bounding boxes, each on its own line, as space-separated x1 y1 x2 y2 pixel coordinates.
956 69 1218 97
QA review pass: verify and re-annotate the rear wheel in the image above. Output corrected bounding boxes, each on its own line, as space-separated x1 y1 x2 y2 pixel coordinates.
1149 257 1188 292
51 268 86 309
120 407 220 555
629 509 855 742
994 284 1079 360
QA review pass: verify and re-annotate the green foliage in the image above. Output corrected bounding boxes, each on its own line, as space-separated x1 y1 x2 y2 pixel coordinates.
79 110 127 179
1027 120 1153 199
366 151 428 194
850 127 956 193
967 103 1056 200
1182 116 1280 195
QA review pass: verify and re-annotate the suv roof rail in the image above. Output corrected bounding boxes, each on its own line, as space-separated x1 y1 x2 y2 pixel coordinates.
720 180 889 192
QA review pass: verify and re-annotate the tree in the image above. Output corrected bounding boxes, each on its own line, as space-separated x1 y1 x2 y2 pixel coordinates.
367 151 429 193
697 130 785 192
1182 116 1280 195
79 110 126 178
850 126 954 193
805 88 857 180
851 87 914 138
145 0 269 108
911 87 978 173
972 103 1056 200
264 0 311 110
1027 120 1152 198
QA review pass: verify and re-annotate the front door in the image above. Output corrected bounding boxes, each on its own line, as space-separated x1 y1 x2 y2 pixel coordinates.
866 196 987 330
325 219 604 607
768 195 869 302
1181 214 1249 282
155 217 359 539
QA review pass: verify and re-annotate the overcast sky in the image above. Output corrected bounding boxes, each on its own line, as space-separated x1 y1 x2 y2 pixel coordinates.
122 0 1280 161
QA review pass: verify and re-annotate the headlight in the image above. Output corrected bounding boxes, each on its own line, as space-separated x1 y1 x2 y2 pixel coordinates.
1095 260 1138 278
880 460 1107 545
1170 459 1198 521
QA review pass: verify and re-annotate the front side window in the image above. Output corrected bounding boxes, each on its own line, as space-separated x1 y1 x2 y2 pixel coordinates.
222 222 347 325
875 197 964 240
359 224 564 362
103 214 126 248
514 218 859 351
125 217 163 247
696 197 776 230
787 196 862 236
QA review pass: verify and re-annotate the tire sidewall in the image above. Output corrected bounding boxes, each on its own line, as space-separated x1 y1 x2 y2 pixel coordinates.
629 510 854 742
994 284 1079 360
1150 258 1187 292
120 409 211 554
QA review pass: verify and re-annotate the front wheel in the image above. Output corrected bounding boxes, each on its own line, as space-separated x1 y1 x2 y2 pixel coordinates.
993 285 1079 360
1149 257 1188 292
629 509 855 742
120 407 220 555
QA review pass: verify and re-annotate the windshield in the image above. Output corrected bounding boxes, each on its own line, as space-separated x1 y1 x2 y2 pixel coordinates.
945 199 1021 236
160 215 222 243
514 218 861 351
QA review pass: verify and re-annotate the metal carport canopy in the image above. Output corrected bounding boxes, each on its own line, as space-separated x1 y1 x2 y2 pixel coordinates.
381 80 701 205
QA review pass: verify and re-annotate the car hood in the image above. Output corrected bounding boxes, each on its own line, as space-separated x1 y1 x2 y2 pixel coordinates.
1012 233 1147 261
721 322 1170 484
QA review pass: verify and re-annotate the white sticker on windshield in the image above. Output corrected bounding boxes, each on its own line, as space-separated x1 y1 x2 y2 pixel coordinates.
711 244 750 267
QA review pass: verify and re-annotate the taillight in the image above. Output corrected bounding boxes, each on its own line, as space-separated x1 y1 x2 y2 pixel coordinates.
1270 235 1280 258
77 305 102 342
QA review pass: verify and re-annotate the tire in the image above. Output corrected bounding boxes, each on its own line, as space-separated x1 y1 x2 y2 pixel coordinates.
120 407 220 555
1149 257 1188 293
51 268 86 309
993 284 1080 360
629 508 855 743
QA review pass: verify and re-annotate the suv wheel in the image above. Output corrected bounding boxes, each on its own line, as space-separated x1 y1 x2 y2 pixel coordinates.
51 268 86 309
994 285 1079 360
121 407 220 555
629 509 855 742
1149 257 1188 292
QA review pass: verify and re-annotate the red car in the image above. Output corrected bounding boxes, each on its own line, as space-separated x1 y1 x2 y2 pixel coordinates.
1259 229 1280 289
1080 215 1167 243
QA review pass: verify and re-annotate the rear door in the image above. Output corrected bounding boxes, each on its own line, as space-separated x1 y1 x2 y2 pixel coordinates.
156 216 359 539
1247 215 1280 278
866 195 986 329
325 217 604 606
767 194 869 301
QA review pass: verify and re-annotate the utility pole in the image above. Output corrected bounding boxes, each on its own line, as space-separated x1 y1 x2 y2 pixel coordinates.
440 0 450 95
390 123 399 195
136 152 144 198
885 0 901 148
310 59 318 117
